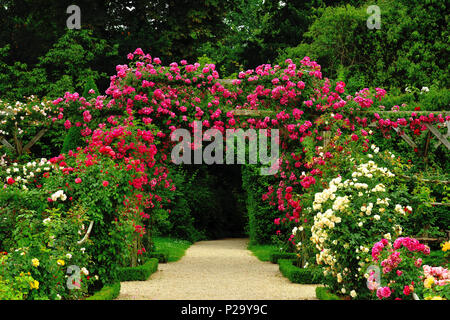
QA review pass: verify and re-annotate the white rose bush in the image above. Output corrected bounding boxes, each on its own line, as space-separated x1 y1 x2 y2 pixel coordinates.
309 152 412 299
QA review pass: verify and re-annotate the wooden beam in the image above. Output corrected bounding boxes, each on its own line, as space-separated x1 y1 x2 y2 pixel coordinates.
392 126 418 148
22 128 48 154
434 120 450 148
430 202 450 207
231 109 275 117
0 138 14 151
399 174 450 184
355 110 450 116
217 79 236 85
424 122 450 150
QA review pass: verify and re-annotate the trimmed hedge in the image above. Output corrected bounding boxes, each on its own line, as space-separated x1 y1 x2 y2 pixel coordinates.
86 282 121 300
146 251 169 263
269 252 297 264
315 287 341 300
278 259 323 284
117 258 158 281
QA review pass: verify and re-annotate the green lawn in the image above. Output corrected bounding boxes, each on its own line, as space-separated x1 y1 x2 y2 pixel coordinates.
153 237 193 262
247 243 278 262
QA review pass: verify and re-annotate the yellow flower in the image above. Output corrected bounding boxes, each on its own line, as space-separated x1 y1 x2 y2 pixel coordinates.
29 280 39 290
431 296 444 300
442 241 450 252
32 258 39 267
57 259 65 266
424 276 435 289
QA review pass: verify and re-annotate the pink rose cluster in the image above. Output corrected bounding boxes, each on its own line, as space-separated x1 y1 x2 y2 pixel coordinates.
393 237 430 255
381 251 402 274
423 265 450 287
372 237 430 262
376 286 392 299
371 238 389 261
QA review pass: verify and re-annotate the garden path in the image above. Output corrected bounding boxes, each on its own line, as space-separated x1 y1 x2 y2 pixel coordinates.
117 238 318 300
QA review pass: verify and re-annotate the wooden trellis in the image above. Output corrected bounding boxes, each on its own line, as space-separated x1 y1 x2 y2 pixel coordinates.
367 113 450 153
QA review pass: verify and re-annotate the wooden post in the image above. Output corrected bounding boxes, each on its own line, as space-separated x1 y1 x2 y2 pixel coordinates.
392 127 418 149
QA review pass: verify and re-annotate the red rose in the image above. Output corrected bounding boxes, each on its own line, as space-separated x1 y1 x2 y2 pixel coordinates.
7 177 15 185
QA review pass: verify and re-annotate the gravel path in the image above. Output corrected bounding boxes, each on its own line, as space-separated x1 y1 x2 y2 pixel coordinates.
117 238 318 300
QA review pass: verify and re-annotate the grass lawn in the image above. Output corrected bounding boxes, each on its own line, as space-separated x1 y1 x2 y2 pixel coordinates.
247 243 278 262
153 237 193 262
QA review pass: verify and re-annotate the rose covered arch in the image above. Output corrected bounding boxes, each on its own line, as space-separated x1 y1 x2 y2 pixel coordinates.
44 48 448 283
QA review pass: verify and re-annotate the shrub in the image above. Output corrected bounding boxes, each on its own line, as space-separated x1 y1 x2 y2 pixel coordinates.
365 237 433 300
0 206 94 300
86 282 121 300
0 188 46 251
309 154 411 299
60 126 84 154
145 251 169 263
315 287 341 300
269 252 297 264
117 258 158 282
278 259 323 284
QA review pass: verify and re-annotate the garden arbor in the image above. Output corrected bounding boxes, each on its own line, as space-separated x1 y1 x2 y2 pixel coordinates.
18 50 449 282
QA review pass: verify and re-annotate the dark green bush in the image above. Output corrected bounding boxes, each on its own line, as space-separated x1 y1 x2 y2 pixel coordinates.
315 287 341 300
0 189 47 251
117 258 158 282
60 125 84 154
269 252 298 264
278 259 324 284
146 251 169 263
86 282 121 300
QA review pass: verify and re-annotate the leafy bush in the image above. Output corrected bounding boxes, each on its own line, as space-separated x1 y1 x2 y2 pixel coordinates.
117 258 158 281
278 259 323 284
145 251 169 263
365 237 432 300
60 126 84 155
86 282 121 301
0 206 94 300
269 252 298 264
309 155 411 298
315 287 341 300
